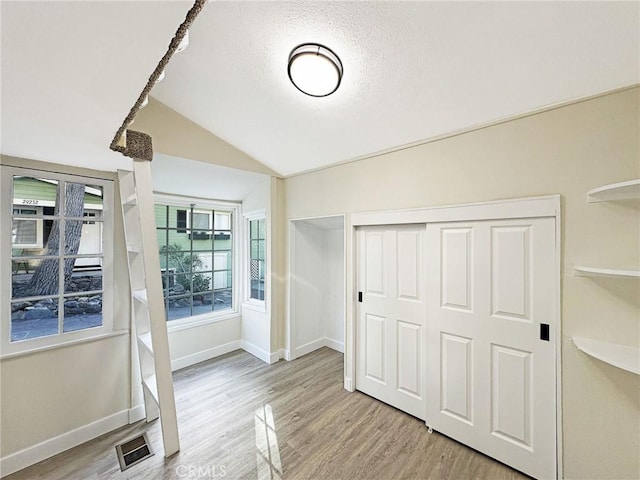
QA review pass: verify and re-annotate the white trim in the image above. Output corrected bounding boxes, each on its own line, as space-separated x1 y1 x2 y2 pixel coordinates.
287 215 347 362
153 195 241 327
347 195 562 478
167 312 240 333
128 404 146 424
295 338 326 358
282 349 292 361
554 204 564 480
243 209 267 304
0 409 129 477
325 337 344 353
1 166 115 357
153 192 240 209
294 337 345 358
344 377 354 392
171 340 241 371
0 330 128 360
240 340 280 364
350 195 559 227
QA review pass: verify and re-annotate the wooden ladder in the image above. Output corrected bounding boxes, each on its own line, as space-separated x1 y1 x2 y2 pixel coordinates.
118 160 180 457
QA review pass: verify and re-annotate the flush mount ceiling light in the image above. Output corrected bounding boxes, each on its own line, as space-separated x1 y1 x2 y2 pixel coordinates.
288 43 343 97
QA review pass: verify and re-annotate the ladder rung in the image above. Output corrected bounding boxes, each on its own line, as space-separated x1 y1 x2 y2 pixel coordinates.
123 193 137 206
137 332 154 355
132 289 148 305
127 244 142 254
142 374 159 405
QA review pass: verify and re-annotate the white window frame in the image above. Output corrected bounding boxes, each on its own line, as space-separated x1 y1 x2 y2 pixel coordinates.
0 166 115 357
243 209 267 311
154 193 241 332
185 208 213 234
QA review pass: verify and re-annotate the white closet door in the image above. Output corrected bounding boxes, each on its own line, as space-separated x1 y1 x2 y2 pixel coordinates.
426 218 557 479
356 225 426 420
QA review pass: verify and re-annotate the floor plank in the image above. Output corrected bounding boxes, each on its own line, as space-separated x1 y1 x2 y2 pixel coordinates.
4 347 529 480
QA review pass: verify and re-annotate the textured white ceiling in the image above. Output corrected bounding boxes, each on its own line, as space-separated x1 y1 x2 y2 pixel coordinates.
0 1 191 171
153 1 639 177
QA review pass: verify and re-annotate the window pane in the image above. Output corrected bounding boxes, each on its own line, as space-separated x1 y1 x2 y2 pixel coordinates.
191 293 213 316
193 252 212 273
191 211 210 230
214 212 231 230
250 219 258 238
12 217 38 246
258 219 266 239
251 279 265 301
258 240 265 260
64 183 86 217
251 240 259 259
65 183 103 217
11 299 59 341
214 289 232 311
192 272 212 295
64 261 102 294
192 233 214 250
12 258 59 299
13 176 59 212
64 218 103 256
155 205 168 228
63 294 103 332
166 294 192 321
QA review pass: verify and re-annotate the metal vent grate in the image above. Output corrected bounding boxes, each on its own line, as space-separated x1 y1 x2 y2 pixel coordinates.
115 433 154 471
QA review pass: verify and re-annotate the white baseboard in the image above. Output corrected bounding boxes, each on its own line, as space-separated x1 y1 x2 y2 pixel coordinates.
344 377 354 392
241 341 281 364
295 338 326 358
128 404 146 424
294 337 345 359
171 340 241 372
325 337 344 353
0 409 129 477
282 349 292 361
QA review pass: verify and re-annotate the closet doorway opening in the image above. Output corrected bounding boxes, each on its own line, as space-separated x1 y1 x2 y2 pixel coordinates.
289 215 345 360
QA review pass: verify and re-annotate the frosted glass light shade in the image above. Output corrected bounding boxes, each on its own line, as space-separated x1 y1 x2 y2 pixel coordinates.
288 44 343 97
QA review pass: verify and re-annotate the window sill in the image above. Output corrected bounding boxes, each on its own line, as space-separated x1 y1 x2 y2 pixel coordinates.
0 329 129 361
167 310 240 333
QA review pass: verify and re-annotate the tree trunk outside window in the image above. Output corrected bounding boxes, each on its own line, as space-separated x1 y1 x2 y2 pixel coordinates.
29 183 85 296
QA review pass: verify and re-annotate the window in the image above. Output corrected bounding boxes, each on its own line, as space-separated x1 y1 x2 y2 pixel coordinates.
2 168 113 353
249 217 266 301
155 197 238 324
12 207 43 248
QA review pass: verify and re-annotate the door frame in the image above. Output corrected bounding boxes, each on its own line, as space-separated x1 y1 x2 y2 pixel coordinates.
347 194 562 478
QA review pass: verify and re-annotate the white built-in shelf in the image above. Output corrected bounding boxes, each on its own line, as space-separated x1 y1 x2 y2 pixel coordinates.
573 337 640 375
574 266 640 278
586 179 640 203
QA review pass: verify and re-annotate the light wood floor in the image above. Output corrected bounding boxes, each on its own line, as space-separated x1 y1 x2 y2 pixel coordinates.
5 347 529 480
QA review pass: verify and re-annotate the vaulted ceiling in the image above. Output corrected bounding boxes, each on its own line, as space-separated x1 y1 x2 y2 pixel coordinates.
2 1 639 178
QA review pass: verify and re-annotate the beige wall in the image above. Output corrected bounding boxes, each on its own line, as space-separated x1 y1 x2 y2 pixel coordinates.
135 98 278 177
283 87 640 479
0 156 132 461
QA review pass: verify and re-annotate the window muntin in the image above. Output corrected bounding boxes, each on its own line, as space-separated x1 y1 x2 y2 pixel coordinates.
4 170 112 351
249 218 265 301
155 203 234 322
